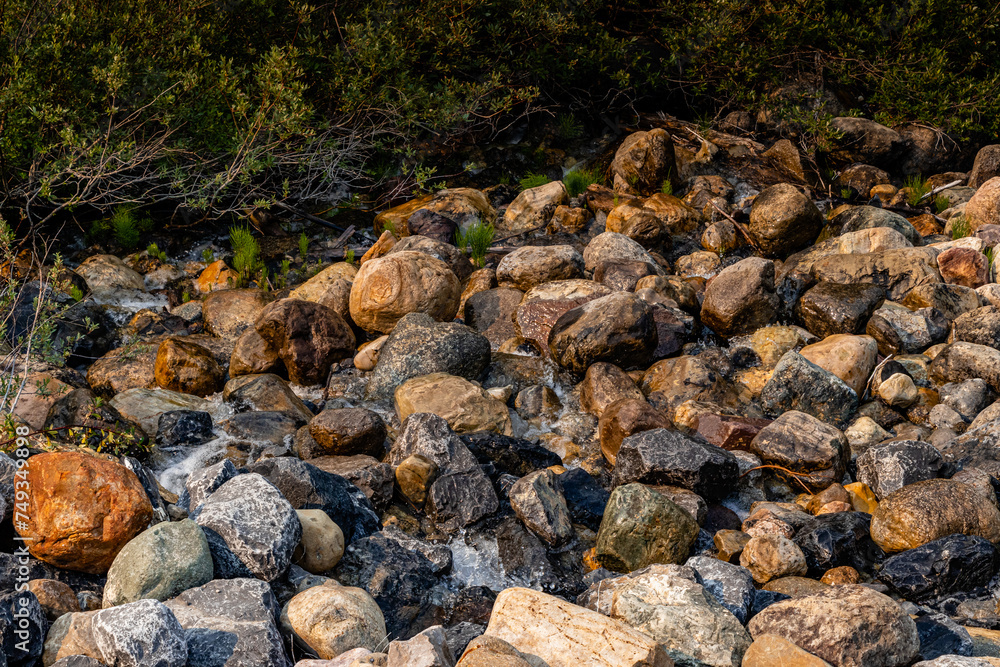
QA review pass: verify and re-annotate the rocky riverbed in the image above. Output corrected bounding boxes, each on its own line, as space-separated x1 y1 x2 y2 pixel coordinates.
7 122 1000 666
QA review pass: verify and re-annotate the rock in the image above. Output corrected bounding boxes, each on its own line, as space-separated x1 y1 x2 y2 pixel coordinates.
394 454 438 509
28 579 80 620
931 342 1000 393
388 235 474 282
939 248 990 288
836 164 891 197
856 440 942 500
793 511 881 573
580 363 645 418
877 534 998 602
596 483 699 572
389 413 499 531
463 289 523 350
699 257 779 337
42 609 100 665
611 128 678 195
810 248 942 301
496 245 583 291
202 289 273 339
684 555 755 624
969 145 1000 188
598 398 670 465
799 334 878 396
878 373 919 408
579 564 751 667
245 457 380 545
307 455 393 512
913 613 976 663
365 313 490 400
254 299 355 386
761 352 858 428
796 282 886 338
871 479 1000 553
290 260 356 296
750 410 850 491
223 374 313 421
193 473 302 581
941 379 992 422
17 452 153 575
305 409 386 459
86 341 159 397
502 181 568 234
387 625 455 667
696 414 770 451
513 279 612 354
484 587 671 667
349 251 461 334
91 599 187 667
509 470 574 548
395 372 512 435
740 534 808 584
285 584 385 659
748 584 918 667
378 188 495 236
612 428 739 500
222 410 303 446
292 509 345 574
834 206 921 247
153 337 224 398
165 577 288 667
827 117 906 168
103 519 213 607
742 633 833 666
748 183 824 258
556 467 609 532
582 232 663 275
954 306 1000 350
966 178 1000 233
456 635 533 666
902 283 981 321
75 254 145 292
109 387 212 439
547 292 657 372
0 590 47 665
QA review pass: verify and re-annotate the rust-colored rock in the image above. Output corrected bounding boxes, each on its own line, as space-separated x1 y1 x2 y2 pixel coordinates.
359 229 397 265
598 398 670 465
154 337 225 397
580 362 645 418
16 452 154 575
937 246 990 288
696 414 771 451
195 259 238 294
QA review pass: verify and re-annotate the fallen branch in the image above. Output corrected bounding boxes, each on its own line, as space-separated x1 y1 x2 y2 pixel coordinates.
708 199 762 254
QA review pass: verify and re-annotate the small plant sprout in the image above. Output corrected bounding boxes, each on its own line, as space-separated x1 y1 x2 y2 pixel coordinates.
564 168 601 198
661 179 673 196
299 232 309 260
202 248 215 263
69 285 84 302
458 222 495 268
182 291 191 303
345 248 355 265
935 196 951 214
951 216 971 240
380 219 397 236
903 174 931 207
519 173 549 190
230 224 263 287
147 242 167 262
840 187 853 200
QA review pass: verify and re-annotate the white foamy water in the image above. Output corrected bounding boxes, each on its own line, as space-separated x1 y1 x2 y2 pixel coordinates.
156 436 229 495
89 288 170 327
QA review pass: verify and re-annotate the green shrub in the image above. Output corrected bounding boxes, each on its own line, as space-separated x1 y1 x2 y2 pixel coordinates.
202 248 215 264
110 206 152 249
299 232 309 260
230 224 263 287
345 249 356 265
564 168 601 198
456 222 495 268
661 180 673 196
903 175 931 207
935 196 952 214
519 173 549 190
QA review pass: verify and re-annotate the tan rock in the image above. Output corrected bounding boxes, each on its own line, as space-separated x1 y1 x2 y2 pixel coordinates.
938 246 990 288
966 177 1000 232
457 635 534 667
485 587 671 667
349 250 461 334
548 205 591 234
502 180 568 234
877 373 918 408
11 372 72 430
75 254 144 291
28 579 80 621
742 633 833 667
86 340 160 397
611 128 678 195
844 482 879 514
293 509 345 574
202 288 273 339
740 534 808 584
109 387 213 437
799 334 878 396
496 245 583 291
394 372 512 435
749 326 814 368
154 337 225 397
598 398 670 465
290 262 357 300
286 584 386 659
359 229 397 265
42 610 101 665
395 454 438 509
836 227 911 254
579 362 645 418
353 335 388 371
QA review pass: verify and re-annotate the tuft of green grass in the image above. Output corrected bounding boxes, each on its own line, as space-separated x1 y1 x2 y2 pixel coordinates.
934 196 951 214
230 224 263 287
202 248 215 263
379 219 397 236
345 248 355 265
903 174 931 207
519 173 549 190
147 242 166 262
456 222 495 268
564 168 601 199
182 291 191 302
298 232 309 260
661 179 673 196
69 285 84 302
951 216 971 240
840 187 853 200
555 113 583 142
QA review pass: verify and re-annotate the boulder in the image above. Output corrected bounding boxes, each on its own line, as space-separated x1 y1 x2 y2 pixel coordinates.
938 247 990 288
387 625 455 667
154 337 224 397
514 279 612 354
110 387 212 439
834 206 921 247
901 283 981 321
700 257 779 337
953 306 1000 349
760 352 858 428
827 117 907 169
387 235 474 282
289 262 357 303
613 428 740 500
17 452 153 575
202 289 273 339
857 440 942 500
877 534 998 602
463 288 523 350
810 248 942 301
795 282 885 338
611 128 678 195
496 245 583 291
349 250 461 334
965 177 1000 232
866 303 948 355
395 372 512 435
748 585 918 667
91 599 187 667
747 184 824 258
740 534 808 584
254 299 356 386
286 584 386 659
502 181 568 234
305 408 386 459
75 254 144 292
582 232 664 274
580 362 645 418
1 590 47 665
596 483 699 572
292 509 345 574
598 398 670 465
457 635 533 666
750 410 850 491
548 292 657 372
742 634 833 667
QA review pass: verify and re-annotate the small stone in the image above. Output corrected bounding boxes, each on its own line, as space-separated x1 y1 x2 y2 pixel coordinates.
394 454 438 509
28 579 80 620
742 634 833 667
821 566 861 586
740 534 808 584
598 398 670 465
306 408 387 459
92 599 187 667
879 373 919 408
579 362 645 418
293 509 345 574
395 373 512 435
496 245 584 291
154 337 225 397
714 530 751 563
750 411 850 492
387 625 455 667
856 440 943 500
509 470 574 548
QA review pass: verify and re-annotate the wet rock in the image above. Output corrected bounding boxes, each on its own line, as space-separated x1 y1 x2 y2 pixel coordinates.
154 337 224 397
502 180 568 234
91 599 187 667
749 410 849 492
230 328 282 377
305 408 386 459
810 247 942 301
612 428 739 500
902 283 981 321
76 254 145 292
799 334 878 396
871 479 1000 553
748 584 918 667
395 372 512 435
611 128 678 195
509 470 575 548
245 457 380 545
747 183 824 258
598 398 670 466
387 625 455 667
292 509 345 574
580 362 645 418
796 281 886 338
740 534 808 584
547 292 657 373
496 245 583 292
913 613 975 662
308 455 394 512
558 467 610 532
349 251 461 334
931 342 1000 393
155 410 214 449
193 473 301 581
695 414 770 451
877 534 998 602
856 440 943 500
202 289 273 339
484 587 671 667
165 577 289 667
254 299 355 386
684 556 755 624
17 452 153 575
760 352 858 428
366 313 491 400
596 483 699 572
463 288 523 350
792 512 881 574
224 374 313 422
461 431 562 478
103 519 213 607
513 279 612 354
286 584 386 659
700 257 779 337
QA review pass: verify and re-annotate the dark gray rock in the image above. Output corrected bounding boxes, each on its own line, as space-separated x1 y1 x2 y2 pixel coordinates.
444 622 484 659
750 589 790 618
0 591 47 666
156 410 215 449
91 599 187 667
186 460 239 512
795 281 885 338
914 612 974 661
558 467 610 532
867 305 948 356
305 454 394 512
509 470 575 548
612 428 739 501
878 534 998 602
857 440 943 500
193 473 301 582
245 457 379 544
122 456 169 524
165 578 289 667
761 352 858 428
793 512 882 574
464 288 524 350
366 313 491 400
494 517 574 595
684 555 754 624
460 432 562 477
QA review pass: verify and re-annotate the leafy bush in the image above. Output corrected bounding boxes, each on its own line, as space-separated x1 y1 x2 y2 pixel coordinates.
564 168 601 198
